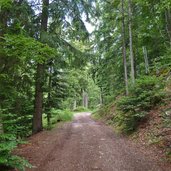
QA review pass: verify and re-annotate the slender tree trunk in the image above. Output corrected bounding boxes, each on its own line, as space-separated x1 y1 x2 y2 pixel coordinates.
0 10 7 38
121 0 129 95
165 9 171 46
47 66 52 127
82 90 88 108
0 113 3 134
33 0 49 134
0 8 8 133
84 92 88 108
142 46 149 74
82 90 85 107
73 100 77 110
99 90 103 105
128 0 135 84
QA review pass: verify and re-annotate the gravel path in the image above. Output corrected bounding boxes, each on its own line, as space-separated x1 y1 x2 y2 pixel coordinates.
15 112 171 171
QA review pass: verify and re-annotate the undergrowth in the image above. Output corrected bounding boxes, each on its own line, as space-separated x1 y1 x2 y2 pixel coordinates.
73 106 90 112
0 111 32 171
43 109 73 129
0 134 32 171
94 75 166 134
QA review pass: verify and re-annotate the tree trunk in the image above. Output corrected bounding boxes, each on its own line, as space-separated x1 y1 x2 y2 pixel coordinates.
84 93 88 108
142 46 149 74
121 0 129 95
33 64 44 133
47 66 52 127
99 90 103 105
165 9 171 46
0 9 7 38
73 100 77 110
0 6 8 134
82 90 88 108
82 90 85 107
128 0 135 84
33 0 49 134
0 114 3 134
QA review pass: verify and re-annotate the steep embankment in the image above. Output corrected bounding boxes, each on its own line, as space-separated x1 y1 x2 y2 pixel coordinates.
132 103 171 160
95 101 171 162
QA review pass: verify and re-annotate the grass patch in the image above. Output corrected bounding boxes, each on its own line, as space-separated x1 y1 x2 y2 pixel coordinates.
73 106 90 112
43 109 73 129
91 112 101 120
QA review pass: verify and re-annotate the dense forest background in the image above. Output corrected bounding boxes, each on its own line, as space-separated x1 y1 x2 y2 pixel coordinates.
0 0 171 170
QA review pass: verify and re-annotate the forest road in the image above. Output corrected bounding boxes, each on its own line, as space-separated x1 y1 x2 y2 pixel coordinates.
15 112 171 171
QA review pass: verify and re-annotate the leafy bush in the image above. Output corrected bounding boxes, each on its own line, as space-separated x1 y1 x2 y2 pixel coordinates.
153 48 171 77
0 133 32 171
51 109 73 122
2 113 32 138
73 106 89 112
0 110 32 170
115 75 165 133
43 109 73 129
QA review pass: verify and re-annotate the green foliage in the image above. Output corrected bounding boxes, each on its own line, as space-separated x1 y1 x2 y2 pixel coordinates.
114 110 147 134
115 76 165 133
73 106 90 112
153 48 171 77
50 109 73 122
92 111 102 120
2 112 32 138
1 34 58 63
0 0 12 10
43 109 73 129
0 33 58 170
92 0 171 104
61 68 100 110
0 0 96 170
0 133 32 171
118 76 165 111
0 109 32 170
87 78 101 109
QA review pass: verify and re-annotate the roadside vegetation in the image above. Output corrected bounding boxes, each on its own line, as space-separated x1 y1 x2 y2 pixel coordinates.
0 0 99 170
93 75 171 158
91 0 171 160
1 0 171 170
43 109 74 130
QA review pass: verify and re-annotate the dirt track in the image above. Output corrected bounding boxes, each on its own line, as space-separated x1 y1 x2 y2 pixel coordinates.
15 112 171 171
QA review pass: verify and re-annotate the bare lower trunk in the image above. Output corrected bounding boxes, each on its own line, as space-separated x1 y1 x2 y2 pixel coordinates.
165 9 171 46
121 0 129 95
47 66 52 127
128 0 135 84
84 93 88 108
142 46 149 74
82 90 85 107
99 91 103 105
0 10 7 38
82 90 88 108
33 64 44 133
0 116 3 134
73 100 77 110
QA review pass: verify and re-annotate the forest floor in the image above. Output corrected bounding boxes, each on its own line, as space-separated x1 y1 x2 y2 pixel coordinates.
13 112 171 171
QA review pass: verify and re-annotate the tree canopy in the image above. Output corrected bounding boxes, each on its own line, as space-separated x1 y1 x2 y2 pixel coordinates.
0 0 171 170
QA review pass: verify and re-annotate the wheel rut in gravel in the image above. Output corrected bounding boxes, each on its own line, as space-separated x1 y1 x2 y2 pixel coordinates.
15 112 171 171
